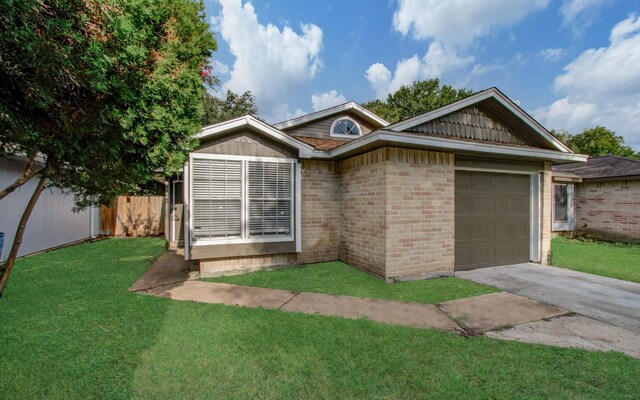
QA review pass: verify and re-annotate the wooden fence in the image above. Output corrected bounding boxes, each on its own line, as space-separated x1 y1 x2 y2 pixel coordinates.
100 196 165 237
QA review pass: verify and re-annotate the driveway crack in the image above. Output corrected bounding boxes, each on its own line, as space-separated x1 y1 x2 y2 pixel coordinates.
279 291 300 309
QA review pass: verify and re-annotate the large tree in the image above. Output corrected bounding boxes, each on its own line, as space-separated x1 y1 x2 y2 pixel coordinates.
552 126 639 158
363 79 475 123
0 0 216 297
202 90 259 126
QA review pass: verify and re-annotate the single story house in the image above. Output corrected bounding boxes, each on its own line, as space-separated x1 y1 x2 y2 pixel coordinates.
166 87 587 281
552 156 640 242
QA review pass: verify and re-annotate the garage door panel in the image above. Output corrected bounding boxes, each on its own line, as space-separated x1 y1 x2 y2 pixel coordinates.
495 245 513 263
455 170 530 270
472 197 495 214
455 222 472 240
511 244 529 260
456 197 473 215
511 175 530 193
471 173 493 190
512 197 529 213
455 247 470 266
456 171 472 190
471 223 490 239
495 221 511 238
471 247 490 264
512 222 529 238
495 174 513 192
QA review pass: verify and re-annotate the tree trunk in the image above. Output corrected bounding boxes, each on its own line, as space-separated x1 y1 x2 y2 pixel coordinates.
0 174 47 299
0 151 43 201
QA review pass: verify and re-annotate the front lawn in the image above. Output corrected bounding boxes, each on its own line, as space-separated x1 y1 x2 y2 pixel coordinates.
551 237 640 283
1 239 639 399
203 261 498 304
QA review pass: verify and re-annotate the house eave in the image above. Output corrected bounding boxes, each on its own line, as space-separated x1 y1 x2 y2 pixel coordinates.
305 130 588 163
196 115 315 157
273 102 390 130
386 88 572 153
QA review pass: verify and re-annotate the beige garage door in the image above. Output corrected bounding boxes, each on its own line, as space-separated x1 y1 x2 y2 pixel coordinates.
455 170 530 270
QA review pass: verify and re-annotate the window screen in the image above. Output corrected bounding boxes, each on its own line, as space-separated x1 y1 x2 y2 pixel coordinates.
554 184 568 223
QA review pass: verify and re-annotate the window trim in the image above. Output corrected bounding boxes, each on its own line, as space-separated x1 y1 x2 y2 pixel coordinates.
552 183 574 231
330 116 362 138
188 153 299 247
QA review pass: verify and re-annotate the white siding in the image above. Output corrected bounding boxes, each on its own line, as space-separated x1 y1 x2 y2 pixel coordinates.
0 158 98 260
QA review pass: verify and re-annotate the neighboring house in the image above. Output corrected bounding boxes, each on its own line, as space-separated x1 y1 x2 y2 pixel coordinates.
166 88 586 281
0 156 99 260
552 156 640 242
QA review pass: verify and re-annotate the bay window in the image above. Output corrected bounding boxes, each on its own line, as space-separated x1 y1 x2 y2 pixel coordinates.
190 154 297 245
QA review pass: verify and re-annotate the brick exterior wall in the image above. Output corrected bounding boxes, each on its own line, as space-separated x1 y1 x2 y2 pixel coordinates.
575 179 640 242
200 254 297 278
296 160 340 263
338 152 387 277
197 145 551 279
200 160 341 277
339 148 455 280
385 152 455 279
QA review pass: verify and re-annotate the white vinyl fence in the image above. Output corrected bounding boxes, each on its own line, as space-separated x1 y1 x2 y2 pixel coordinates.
0 157 99 260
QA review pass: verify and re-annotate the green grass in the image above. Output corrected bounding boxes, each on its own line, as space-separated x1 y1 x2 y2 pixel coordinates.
1 238 638 399
551 237 640 283
204 261 498 304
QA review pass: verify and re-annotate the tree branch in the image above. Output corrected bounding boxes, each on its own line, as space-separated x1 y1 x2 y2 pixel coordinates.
0 173 47 299
0 151 43 201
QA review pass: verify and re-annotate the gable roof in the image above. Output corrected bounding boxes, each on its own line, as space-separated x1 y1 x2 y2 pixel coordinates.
553 156 640 180
386 87 571 153
273 102 389 131
197 115 315 157
192 89 588 163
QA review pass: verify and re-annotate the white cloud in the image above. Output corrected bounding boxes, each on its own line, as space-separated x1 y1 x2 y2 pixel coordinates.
364 63 392 99
210 60 230 75
538 48 566 62
560 0 610 31
535 15 640 149
365 43 473 99
214 0 323 122
368 1 548 100
393 0 549 47
311 90 347 111
610 13 640 42
555 15 640 99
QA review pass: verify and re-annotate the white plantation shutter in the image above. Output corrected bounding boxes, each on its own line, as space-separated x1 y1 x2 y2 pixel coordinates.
191 158 242 239
248 161 292 237
190 155 295 243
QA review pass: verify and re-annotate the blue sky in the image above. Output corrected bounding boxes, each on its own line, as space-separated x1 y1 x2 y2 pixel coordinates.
205 0 640 149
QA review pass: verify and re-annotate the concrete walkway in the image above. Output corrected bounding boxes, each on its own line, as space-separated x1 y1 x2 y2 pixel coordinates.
143 280 567 334
129 251 198 292
130 255 640 358
457 263 640 334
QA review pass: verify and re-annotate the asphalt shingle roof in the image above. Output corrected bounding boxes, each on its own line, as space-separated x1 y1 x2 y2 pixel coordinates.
553 155 640 180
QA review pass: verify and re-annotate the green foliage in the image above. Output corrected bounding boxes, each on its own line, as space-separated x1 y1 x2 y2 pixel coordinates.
205 261 497 304
551 237 640 283
550 129 573 145
202 90 258 126
552 126 639 158
0 0 216 207
363 79 475 123
1 238 639 398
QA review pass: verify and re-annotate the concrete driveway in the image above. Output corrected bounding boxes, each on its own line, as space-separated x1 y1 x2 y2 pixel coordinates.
457 263 640 334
